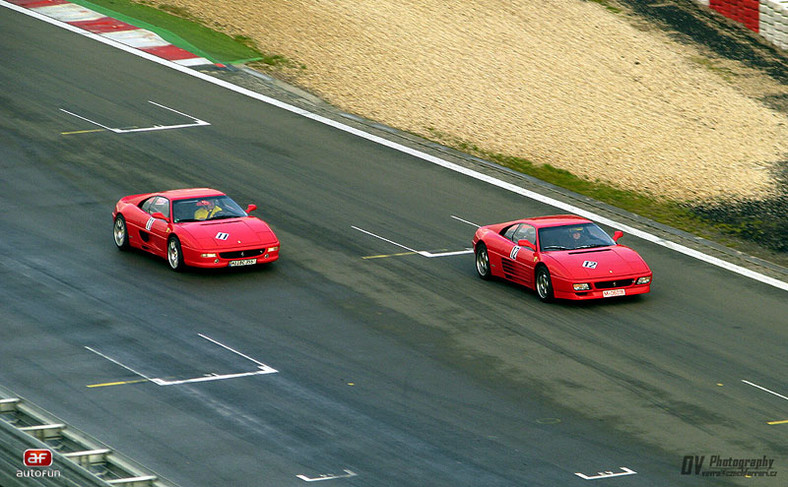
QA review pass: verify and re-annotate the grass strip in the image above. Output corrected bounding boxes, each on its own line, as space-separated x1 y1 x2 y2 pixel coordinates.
68 0 261 64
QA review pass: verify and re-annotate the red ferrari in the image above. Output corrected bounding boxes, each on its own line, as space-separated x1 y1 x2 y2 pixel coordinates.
112 188 280 271
472 215 651 302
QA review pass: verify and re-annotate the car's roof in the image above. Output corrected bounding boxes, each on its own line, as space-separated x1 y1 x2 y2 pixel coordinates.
516 215 593 228
157 188 225 199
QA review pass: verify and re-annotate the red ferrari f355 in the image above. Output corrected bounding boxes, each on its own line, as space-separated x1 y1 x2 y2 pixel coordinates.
472 215 651 301
112 188 279 271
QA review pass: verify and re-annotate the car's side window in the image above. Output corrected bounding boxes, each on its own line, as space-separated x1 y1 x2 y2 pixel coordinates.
149 197 170 218
140 197 154 214
142 196 170 218
513 224 536 244
502 224 519 242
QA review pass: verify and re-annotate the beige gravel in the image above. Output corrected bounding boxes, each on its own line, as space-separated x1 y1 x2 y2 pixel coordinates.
146 0 788 202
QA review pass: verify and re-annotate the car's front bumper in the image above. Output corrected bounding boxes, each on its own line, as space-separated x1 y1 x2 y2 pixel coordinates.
552 274 652 300
182 244 280 268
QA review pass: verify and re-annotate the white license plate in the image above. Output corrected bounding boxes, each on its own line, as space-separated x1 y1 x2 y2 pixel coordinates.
229 258 257 267
603 289 626 298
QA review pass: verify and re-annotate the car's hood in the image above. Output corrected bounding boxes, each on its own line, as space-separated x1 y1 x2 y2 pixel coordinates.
178 218 278 249
544 246 650 278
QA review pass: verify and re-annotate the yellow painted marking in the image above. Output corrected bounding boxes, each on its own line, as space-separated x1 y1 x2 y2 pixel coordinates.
767 419 788 425
61 129 106 135
362 251 417 260
87 379 149 388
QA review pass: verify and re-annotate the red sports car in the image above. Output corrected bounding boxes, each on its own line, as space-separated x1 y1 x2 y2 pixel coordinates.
472 215 651 301
112 188 280 271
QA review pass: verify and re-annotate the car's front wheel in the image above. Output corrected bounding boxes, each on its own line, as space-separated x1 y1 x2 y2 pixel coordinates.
167 236 185 272
475 243 491 280
113 215 130 250
535 266 554 302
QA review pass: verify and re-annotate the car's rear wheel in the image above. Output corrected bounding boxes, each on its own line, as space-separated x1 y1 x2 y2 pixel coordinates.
113 215 130 250
167 236 185 272
535 266 554 302
475 243 491 280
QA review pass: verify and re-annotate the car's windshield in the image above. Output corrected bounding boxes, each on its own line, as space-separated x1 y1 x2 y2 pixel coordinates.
538 223 615 252
172 196 247 223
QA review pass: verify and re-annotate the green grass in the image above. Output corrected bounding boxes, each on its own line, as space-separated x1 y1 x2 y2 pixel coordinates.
68 0 275 64
425 127 786 259
587 0 623 15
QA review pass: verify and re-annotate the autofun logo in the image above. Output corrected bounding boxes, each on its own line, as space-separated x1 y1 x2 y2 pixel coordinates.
24 449 52 467
681 454 778 478
17 448 61 479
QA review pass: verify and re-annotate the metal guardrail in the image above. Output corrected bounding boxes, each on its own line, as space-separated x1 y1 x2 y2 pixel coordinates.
0 388 180 487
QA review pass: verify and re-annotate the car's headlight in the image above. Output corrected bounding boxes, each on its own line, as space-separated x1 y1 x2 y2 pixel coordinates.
268 246 279 252
573 283 591 291
636 276 652 284
200 253 217 258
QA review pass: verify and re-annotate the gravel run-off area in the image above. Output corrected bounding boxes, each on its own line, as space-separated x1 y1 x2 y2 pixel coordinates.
140 0 788 204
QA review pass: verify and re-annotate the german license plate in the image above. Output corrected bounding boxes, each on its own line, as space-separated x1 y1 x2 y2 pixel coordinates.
229 258 257 267
603 289 626 298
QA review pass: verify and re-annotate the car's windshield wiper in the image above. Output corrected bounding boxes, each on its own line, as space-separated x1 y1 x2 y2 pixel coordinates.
575 244 609 249
541 245 568 251
176 218 199 223
208 214 242 220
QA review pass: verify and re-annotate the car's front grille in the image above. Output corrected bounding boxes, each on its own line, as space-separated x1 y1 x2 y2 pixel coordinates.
219 248 266 259
594 279 634 289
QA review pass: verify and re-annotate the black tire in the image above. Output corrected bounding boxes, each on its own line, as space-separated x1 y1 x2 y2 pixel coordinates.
535 266 554 303
475 243 492 280
167 236 185 272
113 215 130 250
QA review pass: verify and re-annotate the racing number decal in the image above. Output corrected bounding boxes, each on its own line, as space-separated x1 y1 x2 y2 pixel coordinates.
145 217 155 231
215 232 230 240
582 261 598 269
510 246 521 260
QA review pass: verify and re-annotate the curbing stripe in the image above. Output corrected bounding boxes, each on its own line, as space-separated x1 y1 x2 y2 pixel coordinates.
7 0 211 65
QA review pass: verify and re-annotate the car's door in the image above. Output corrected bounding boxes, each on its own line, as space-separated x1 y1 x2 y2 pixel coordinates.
489 223 537 287
142 196 172 254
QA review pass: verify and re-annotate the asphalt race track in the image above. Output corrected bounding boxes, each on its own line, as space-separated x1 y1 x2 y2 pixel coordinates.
1 6 786 487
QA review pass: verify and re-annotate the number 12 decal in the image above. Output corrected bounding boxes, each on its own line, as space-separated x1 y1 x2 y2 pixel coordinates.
510 246 521 260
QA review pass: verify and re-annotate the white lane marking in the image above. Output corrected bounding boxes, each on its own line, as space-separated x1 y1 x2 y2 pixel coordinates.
352 226 471 258
4 0 786 291
451 215 481 228
419 249 473 258
150 369 275 386
575 466 637 480
351 226 418 254
296 470 357 482
60 100 210 134
198 333 278 372
85 346 154 382
742 380 788 402
85 334 277 387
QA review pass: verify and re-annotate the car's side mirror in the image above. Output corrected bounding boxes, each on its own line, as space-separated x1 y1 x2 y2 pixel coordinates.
612 230 624 242
151 212 167 221
246 204 257 213
517 240 537 251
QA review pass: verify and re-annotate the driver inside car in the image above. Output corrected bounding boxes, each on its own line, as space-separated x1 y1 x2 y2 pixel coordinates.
194 199 223 220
